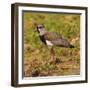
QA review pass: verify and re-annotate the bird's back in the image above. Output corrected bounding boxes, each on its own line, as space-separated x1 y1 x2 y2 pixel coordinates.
43 31 73 48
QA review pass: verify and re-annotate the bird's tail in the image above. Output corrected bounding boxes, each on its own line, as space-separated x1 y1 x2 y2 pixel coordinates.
70 45 74 48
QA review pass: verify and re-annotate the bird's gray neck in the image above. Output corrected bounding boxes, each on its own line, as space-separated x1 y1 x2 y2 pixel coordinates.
39 29 47 36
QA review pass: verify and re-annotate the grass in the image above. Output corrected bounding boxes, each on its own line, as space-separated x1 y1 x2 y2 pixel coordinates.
23 12 80 77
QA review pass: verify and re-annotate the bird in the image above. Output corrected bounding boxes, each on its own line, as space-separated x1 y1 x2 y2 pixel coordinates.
35 24 74 62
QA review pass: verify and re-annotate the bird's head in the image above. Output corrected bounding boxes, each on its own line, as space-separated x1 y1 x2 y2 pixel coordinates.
36 24 45 33
34 24 46 35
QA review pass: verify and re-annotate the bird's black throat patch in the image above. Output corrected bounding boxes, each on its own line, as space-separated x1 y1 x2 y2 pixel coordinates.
39 35 46 45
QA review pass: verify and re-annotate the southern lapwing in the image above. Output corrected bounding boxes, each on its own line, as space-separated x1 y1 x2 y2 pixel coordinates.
35 24 74 62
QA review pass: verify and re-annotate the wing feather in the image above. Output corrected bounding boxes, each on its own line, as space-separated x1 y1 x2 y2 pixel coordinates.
44 32 71 47
44 32 62 41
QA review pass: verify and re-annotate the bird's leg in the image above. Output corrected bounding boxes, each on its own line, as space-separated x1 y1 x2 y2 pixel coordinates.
50 47 56 63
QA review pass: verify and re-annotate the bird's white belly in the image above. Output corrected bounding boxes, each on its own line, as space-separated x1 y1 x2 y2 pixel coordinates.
46 40 53 46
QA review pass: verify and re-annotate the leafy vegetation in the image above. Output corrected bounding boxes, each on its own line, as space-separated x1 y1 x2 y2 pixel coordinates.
23 12 80 77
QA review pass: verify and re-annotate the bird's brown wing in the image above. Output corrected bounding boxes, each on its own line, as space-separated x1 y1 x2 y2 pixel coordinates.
44 32 62 41
51 38 71 47
44 32 71 47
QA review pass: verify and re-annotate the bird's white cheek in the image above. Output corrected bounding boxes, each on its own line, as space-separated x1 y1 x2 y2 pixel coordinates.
46 40 53 46
38 29 42 32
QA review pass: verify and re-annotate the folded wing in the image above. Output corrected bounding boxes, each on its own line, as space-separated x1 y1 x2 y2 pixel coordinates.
44 32 73 48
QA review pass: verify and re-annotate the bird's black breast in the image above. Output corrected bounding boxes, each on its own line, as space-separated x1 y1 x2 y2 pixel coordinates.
39 35 46 45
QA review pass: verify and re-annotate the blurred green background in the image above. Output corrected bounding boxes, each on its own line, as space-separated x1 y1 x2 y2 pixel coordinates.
23 12 80 77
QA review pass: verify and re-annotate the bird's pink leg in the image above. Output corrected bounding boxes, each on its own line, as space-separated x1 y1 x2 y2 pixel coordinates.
50 47 56 63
